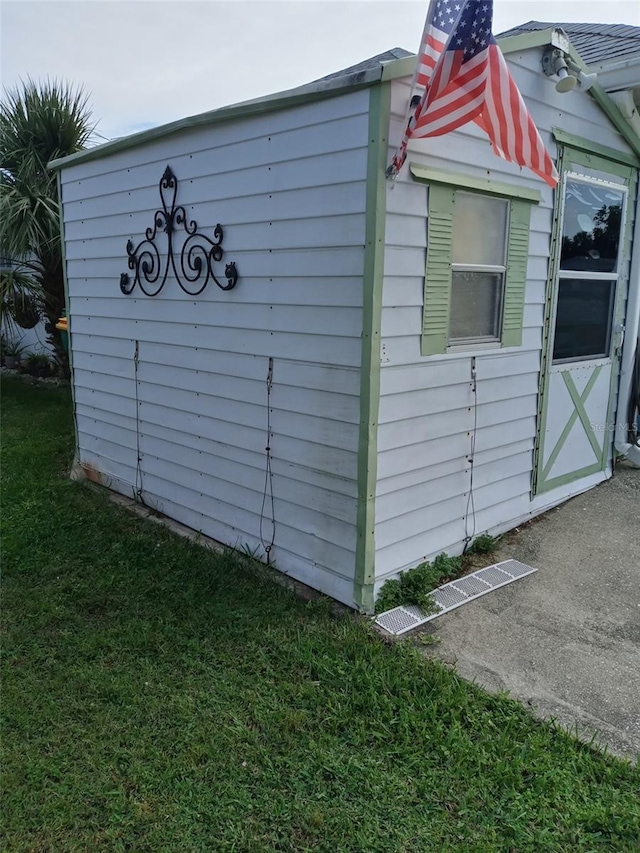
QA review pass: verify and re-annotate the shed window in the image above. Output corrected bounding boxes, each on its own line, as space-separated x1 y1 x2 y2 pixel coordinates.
410 165 540 357
450 193 508 343
552 175 626 363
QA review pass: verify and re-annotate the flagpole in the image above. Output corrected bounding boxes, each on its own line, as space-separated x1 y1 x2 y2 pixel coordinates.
387 0 559 187
399 0 439 139
385 0 467 181
386 0 439 180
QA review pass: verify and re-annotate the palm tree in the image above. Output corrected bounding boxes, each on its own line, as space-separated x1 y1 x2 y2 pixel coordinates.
1 79 97 373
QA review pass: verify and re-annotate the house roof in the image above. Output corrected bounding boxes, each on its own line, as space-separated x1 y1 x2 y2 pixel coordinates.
498 21 640 66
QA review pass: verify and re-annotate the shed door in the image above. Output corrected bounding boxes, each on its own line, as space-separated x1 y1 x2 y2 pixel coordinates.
534 152 633 495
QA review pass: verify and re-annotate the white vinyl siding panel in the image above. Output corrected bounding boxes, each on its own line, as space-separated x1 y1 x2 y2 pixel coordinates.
375 49 636 580
61 88 371 607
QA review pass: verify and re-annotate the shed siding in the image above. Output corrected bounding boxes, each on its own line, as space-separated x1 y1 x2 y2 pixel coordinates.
375 49 636 584
61 89 371 608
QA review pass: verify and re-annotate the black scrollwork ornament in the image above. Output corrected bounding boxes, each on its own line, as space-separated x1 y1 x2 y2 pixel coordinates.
119 166 238 296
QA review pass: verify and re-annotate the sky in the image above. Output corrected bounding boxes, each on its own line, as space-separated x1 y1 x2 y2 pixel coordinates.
1 0 639 141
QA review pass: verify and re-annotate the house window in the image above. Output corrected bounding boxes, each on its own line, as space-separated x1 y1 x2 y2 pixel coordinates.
409 165 541 357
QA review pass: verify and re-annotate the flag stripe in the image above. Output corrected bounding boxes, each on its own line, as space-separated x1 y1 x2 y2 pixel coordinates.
388 0 558 187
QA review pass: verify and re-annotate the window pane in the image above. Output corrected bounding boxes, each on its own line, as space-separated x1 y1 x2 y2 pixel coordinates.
449 271 503 342
452 193 508 265
560 181 624 273
553 278 615 361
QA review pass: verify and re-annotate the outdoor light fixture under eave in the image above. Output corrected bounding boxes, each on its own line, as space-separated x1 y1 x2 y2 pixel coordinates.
542 46 598 94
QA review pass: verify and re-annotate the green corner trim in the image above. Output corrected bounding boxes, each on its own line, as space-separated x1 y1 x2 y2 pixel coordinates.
381 55 417 82
552 129 639 169
353 82 390 614
56 172 80 459
410 163 542 203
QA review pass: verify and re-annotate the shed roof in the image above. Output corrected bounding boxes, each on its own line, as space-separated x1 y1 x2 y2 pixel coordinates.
50 27 640 171
498 21 640 66
311 47 414 83
48 49 413 171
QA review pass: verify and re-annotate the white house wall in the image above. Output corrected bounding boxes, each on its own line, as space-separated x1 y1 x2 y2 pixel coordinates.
60 89 371 608
2 316 52 356
375 48 636 588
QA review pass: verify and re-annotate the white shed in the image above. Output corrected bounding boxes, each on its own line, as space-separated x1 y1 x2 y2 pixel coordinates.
51 28 640 613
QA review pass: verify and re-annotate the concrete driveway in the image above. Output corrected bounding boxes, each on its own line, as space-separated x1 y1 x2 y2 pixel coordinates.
422 460 640 760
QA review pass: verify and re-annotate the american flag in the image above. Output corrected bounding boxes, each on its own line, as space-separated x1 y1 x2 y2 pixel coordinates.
388 0 559 187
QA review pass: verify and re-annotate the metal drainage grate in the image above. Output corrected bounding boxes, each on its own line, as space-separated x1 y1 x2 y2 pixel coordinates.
375 558 537 636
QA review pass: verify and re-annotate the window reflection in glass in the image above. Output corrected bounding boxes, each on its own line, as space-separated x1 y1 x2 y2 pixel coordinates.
560 181 624 273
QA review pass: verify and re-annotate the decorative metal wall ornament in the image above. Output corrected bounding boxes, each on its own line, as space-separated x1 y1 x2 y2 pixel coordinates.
119 165 238 296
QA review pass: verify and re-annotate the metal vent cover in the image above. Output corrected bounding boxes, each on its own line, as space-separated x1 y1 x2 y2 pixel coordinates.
375 559 537 636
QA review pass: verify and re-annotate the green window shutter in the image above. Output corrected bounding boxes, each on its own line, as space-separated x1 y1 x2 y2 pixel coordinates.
422 185 455 356
501 199 532 348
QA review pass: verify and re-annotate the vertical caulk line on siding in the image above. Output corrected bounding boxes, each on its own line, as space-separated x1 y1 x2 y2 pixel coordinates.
259 356 276 564
354 82 391 614
133 339 145 505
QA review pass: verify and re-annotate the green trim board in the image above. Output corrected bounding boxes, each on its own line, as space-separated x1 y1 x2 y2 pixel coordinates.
410 164 542 203
56 171 80 461
564 148 635 181
531 141 568 495
49 75 382 172
353 82 391 614
381 55 416 82
502 200 532 348
417 171 535 356
562 45 640 160
539 367 603 483
539 461 604 494
604 166 638 465
421 185 455 356
552 129 640 169
562 370 604 463
497 28 569 57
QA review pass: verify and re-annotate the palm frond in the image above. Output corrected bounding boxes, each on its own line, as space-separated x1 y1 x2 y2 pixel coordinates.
1 78 97 374
0 268 43 337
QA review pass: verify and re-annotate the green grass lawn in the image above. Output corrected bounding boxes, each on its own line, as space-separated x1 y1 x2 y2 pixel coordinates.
2 378 639 853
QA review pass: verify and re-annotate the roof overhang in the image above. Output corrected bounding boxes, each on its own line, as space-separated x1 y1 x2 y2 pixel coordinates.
497 26 572 56
49 26 640 171
48 64 388 171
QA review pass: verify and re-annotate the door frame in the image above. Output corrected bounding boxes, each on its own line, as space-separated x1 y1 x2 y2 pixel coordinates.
532 138 638 496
